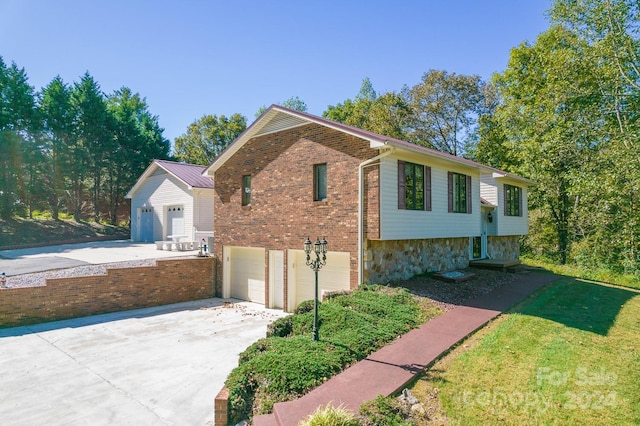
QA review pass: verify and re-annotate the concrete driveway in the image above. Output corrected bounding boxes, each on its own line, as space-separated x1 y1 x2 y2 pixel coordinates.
0 240 198 275
0 299 286 425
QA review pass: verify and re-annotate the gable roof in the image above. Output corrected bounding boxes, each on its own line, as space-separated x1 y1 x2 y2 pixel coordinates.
203 105 535 186
125 159 213 199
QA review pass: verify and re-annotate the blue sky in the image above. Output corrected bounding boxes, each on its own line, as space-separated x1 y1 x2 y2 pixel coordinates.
1 1 551 145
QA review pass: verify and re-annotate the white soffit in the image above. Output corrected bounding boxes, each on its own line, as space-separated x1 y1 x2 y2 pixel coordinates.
253 111 310 137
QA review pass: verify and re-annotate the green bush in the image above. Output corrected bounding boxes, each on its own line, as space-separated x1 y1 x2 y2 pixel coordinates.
266 315 293 338
294 299 315 314
224 286 441 422
300 404 360 426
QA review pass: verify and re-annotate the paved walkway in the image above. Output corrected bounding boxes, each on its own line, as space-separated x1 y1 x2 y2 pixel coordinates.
253 271 558 426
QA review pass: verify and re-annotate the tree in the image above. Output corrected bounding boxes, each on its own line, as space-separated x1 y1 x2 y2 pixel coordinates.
0 57 36 219
255 96 308 118
323 79 411 140
402 70 488 156
547 0 640 271
70 73 112 221
106 87 170 224
39 76 75 219
174 113 246 165
492 24 611 265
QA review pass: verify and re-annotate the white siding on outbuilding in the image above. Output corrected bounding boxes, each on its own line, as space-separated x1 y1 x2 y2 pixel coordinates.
193 188 214 239
379 154 482 240
129 170 193 242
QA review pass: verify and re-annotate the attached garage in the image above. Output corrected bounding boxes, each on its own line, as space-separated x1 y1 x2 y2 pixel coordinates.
224 246 266 304
288 250 351 310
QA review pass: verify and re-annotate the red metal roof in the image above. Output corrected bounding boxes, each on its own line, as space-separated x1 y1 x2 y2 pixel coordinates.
155 160 213 188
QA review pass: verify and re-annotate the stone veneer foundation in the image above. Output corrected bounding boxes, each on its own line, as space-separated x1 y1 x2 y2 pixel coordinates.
364 237 470 284
487 235 520 261
363 235 521 284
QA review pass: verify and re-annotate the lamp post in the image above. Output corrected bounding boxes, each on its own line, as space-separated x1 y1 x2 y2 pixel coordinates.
304 236 328 342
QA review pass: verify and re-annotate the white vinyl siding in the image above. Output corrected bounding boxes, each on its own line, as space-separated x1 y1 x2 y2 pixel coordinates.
193 189 214 238
379 155 481 240
129 170 194 241
479 174 498 206
497 181 529 236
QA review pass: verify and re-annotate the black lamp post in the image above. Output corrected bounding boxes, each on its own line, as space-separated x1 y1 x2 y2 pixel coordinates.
304 236 328 342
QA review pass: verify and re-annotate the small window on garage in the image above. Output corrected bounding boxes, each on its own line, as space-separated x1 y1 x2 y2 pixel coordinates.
242 175 251 206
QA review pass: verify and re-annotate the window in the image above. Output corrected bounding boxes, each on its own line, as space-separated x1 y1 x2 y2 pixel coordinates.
314 163 327 201
398 161 431 211
472 236 482 259
242 175 251 206
504 184 522 216
448 172 471 213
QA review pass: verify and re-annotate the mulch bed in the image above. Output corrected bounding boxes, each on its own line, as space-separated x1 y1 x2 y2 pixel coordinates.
390 267 521 312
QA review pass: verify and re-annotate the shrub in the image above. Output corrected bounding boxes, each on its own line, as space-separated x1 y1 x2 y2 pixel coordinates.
300 404 361 426
224 286 441 422
294 299 315 314
358 395 411 426
226 336 352 423
266 315 293 338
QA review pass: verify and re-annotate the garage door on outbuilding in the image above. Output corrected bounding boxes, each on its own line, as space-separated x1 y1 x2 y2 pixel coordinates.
223 246 266 304
288 250 351 309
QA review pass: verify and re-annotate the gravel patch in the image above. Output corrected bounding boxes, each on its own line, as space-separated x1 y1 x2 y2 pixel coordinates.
3 259 161 288
390 267 522 312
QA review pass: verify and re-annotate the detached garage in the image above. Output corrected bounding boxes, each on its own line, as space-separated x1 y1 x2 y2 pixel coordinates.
125 160 215 244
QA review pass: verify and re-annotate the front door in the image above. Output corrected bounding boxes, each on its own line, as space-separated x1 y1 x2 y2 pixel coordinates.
166 205 184 237
139 207 153 242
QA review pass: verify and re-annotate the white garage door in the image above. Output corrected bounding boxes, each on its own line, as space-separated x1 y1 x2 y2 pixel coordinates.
289 250 351 309
228 247 265 304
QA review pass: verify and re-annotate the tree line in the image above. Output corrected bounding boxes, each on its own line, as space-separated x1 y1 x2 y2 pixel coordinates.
0 58 170 223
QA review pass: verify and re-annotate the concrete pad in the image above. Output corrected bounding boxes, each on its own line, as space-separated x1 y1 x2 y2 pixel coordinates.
0 256 89 275
0 299 286 426
0 240 199 275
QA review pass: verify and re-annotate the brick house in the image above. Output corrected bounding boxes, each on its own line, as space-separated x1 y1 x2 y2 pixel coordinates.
203 105 533 312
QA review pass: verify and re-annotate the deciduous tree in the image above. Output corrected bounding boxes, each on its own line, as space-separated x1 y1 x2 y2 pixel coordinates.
174 113 246 165
402 70 488 156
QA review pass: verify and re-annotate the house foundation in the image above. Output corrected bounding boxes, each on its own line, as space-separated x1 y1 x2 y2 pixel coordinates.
364 237 470 284
487 235 520 261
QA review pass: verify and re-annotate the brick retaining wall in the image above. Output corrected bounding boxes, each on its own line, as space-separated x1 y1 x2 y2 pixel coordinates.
0 257 215 328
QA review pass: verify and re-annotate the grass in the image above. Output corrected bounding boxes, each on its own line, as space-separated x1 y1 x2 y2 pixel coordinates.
523 256 640 290
0 217 129 249
224 285 443 423
407 275 640 425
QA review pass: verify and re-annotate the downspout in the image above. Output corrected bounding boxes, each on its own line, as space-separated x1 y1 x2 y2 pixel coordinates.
358 146 395 285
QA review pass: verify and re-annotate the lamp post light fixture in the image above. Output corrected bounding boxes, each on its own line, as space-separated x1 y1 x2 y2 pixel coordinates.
304 236 328 342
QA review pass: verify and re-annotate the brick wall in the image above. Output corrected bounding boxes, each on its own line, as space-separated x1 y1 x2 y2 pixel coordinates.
213 123 379 307
0 258 215 328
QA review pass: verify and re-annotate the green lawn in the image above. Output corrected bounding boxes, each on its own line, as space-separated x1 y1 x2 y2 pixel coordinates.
409 276 640 425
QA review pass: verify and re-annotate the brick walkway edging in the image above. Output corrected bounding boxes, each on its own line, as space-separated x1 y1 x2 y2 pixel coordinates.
215 272 558 426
